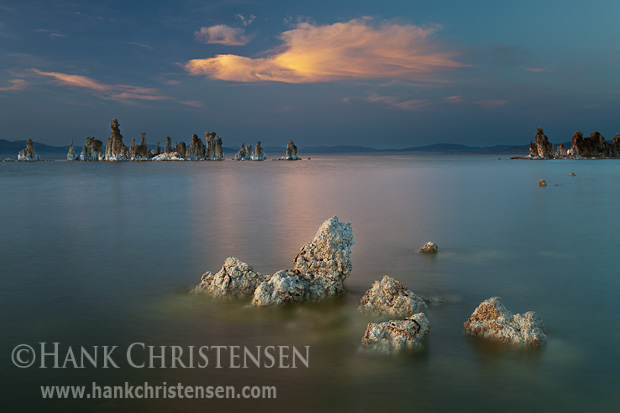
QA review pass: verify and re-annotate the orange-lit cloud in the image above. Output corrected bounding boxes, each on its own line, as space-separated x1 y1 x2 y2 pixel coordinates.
195 24 252 46
0 78 28 91
29 69 201 107
525 67 546 72
185 18 465 83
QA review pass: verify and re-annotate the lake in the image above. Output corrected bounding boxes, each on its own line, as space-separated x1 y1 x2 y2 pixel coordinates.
1 154 619 412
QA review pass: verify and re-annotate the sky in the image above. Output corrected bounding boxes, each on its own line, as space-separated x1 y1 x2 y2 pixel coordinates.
1 0 619 148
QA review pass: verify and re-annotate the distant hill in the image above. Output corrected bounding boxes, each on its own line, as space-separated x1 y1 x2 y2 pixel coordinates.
0 139 531 158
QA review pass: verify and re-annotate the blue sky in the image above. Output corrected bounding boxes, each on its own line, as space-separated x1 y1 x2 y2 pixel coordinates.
1 0 619 147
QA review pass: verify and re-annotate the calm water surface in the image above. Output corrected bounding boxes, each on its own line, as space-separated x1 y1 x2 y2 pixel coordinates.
1 154 619 412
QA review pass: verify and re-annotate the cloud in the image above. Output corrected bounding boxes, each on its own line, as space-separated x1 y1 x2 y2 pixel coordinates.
29 69 200 107
34 29 65 38
127 42 153 50
476 99 509 108
0 78 27 92
185 17 465 83
353 92 429 111
443 95 463 103
235 13 255 26
194 24 252 46
525 67 546 72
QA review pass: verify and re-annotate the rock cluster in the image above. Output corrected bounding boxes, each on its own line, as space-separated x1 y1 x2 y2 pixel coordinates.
193 216 354 307
205 132 224 160
104 119 129 161
66 139 77 161
18 138 40 161
463 296 547 346
188 134 206 160
283 140 299 160
80 137 104 161
175 141 187 158
417 242 438 254
234 143 251 160
129 132 151 161
528 127 554 159
361 314 430 353
252 142 266 160
358 275 427 319
527 127 620 159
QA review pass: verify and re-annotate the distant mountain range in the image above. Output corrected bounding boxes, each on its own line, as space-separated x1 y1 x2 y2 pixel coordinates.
0 139 531 158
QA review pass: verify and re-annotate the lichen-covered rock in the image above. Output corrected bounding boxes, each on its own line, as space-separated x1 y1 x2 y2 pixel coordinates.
252 141 266 160
417 242 438 254
463 296 547 346
104 119 129 161
192 257 269 299
80 137 104 161
361 313 430 353
188 133 206 160
358 275 427 319
18 139 39 161
66 139 77 161
538 179 547 187
528 127 553 159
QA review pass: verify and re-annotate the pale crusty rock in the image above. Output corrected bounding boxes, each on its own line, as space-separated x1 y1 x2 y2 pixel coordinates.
361 313 430 353
463 296 547 346
192 257 269 300
358 275 427 319
538 179 547 187
18 139 39 161
292 216 353 283
152 152 185 161
251 216 354 306
251 271 308 307
417 242 438 254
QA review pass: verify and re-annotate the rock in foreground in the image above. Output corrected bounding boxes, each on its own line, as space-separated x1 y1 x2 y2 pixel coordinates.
463 296 547 346
192 257 269 300
358 275 427 319
193 216 354 307
361 313 430 353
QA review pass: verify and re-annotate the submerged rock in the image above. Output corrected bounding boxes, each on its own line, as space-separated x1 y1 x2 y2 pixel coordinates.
104 119 129 161
361 313 430 353
463 296 547 346
252 271 309 306
538 179 547 187
67 139 77 161
252 141 266 160
192 257 269 300
417 242 438 254
358 275 427 319
283 140 299 160
569 171 576 176
18 139 39 161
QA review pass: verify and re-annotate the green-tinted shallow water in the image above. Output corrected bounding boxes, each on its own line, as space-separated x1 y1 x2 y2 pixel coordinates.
1 154 619 412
